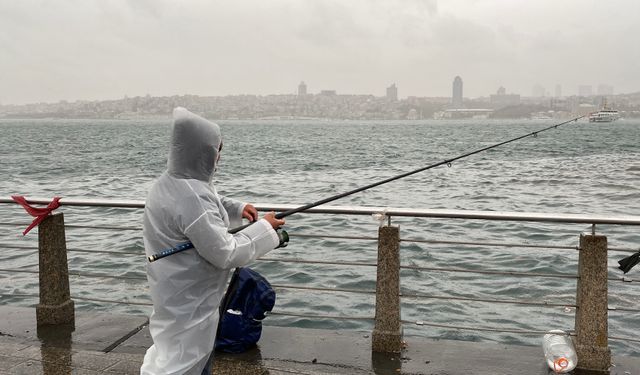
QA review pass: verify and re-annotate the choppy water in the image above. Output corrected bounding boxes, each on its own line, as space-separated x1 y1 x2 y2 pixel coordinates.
1 118 639 355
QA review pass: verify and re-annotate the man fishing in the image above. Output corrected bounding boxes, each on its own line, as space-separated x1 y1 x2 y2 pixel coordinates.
140 107 285 375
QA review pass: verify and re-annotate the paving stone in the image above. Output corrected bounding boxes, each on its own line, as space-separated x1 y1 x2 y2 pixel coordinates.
0 343 30 356
0 355 27 371
6 359 102 375
67 351 121 372
103 359 142 374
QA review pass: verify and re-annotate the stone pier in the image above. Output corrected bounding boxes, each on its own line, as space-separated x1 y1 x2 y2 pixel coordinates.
36 213 75 327
574 233 611 373
372 225 403 353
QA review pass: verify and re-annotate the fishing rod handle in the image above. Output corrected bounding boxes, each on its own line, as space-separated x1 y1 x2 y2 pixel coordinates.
148 242 194 262
148 223 249 262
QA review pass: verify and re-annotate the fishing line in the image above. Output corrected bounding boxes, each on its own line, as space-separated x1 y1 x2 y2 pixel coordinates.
148 115 585 262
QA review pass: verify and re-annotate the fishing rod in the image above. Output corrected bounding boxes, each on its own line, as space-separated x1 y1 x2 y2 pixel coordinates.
148 115 586 262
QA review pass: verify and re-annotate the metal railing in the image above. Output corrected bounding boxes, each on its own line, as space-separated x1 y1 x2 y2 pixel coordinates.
1 196 639 371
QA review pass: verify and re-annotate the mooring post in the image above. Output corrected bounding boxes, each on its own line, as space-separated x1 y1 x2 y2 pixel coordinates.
372 225 403 353
37 213 75 327
574 233 611 372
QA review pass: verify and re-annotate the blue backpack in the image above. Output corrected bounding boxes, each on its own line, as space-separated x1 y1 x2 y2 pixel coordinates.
214 267 275 353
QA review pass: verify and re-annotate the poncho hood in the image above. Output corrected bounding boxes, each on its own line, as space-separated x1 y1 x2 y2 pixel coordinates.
167 107 221 182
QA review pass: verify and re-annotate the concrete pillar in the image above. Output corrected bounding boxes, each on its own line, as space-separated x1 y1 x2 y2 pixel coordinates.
372 225 403 353
37 213 75 326
38 323 73 374
574 233 610 372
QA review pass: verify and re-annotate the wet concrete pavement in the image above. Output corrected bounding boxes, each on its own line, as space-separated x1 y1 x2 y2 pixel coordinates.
0 306 638 374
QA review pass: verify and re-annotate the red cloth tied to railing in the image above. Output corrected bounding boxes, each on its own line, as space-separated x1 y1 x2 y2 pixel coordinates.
11 196 62 235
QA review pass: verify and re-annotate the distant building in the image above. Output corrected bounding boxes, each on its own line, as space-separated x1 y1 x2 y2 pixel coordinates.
319 90 337 96
452 76 463 108
579 85 593 97
532 84 545 97
597 84 614 96
298 81 307 95
490 86 520 109
555 84 562 98
386 83 398 101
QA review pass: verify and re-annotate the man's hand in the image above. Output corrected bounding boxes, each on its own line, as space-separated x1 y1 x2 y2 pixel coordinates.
242 204 258 222
264 212 285 230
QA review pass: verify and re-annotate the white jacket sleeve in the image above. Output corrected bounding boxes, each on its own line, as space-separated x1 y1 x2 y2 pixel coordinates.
219 195 245 227
184 209 279 270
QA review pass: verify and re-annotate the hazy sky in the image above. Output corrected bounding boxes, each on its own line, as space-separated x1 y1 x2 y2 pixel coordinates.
1 0 639 104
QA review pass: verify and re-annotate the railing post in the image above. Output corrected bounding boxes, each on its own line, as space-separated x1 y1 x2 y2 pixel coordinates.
372 225 403 353
37 213 75 327
574 233 610 372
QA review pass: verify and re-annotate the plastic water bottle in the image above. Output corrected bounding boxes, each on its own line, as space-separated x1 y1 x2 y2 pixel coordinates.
542 330 577 373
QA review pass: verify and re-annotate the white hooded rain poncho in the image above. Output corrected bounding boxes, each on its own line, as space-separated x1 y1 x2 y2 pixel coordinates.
141 108 280 375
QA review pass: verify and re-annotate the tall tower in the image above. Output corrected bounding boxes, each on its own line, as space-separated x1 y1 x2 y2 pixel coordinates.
298 81 307 96
452 76 463 108
386 83 398 101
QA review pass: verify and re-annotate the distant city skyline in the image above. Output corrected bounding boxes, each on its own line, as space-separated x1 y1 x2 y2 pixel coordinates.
1 1 639 105
0 77 627 107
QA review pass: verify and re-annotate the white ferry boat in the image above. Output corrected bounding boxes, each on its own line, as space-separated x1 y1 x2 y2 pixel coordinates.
589 99 620 122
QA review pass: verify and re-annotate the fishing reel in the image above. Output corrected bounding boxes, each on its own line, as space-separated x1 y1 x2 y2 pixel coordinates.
276 228 289 248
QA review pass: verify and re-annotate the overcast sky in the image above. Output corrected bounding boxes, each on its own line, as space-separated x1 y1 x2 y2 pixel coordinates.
1 0 638 104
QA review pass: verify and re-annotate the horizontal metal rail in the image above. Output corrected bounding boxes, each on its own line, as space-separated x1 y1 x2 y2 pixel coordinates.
272 284 375 295
0 197 145 208
3 197 640 225
401 292 577 308
608 306 640 313
0 268 39 275
268 311 374 321
289 233 378 241
0 244 142 256
400 264 636 283
66 271 146 281
0 293 153 307
0 222 142 231
399 264 577 279
0 244 38 251
401 238 639 254
65 224 141 231
0 293 39 299
402 319 555 336
404 320 640 344
403 321 636 343
401 238 578 250
402 293 640 313
72 295 153 307
0 222 32 227
609 335 640 344
66 248 142 256
259 257 377 268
